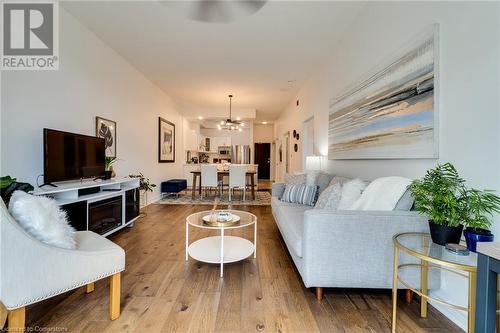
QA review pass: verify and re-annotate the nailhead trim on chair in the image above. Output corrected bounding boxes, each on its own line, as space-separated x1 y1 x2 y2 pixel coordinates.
7 267 124 309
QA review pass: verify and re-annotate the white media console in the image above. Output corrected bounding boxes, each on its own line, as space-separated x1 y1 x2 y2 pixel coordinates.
32 178 140 237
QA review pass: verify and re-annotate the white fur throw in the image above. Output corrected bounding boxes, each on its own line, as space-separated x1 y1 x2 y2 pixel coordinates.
9 191 76 249
338 179 368 210
351 176 411 211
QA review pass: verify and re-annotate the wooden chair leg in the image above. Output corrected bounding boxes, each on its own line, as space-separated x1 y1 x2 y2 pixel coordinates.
0 303 8 329
405 289 414 304
8 307 25 332
315 287 323 301
86 282 95 294
109 273 121 320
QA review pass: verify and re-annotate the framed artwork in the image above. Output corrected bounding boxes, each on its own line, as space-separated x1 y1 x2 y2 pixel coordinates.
328 24 439 159
96 116 116 157
158 117 175 163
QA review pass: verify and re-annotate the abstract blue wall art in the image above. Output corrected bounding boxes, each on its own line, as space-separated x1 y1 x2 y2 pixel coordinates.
328 25 439 159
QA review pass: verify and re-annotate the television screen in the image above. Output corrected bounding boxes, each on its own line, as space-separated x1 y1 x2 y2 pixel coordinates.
44 129 106 183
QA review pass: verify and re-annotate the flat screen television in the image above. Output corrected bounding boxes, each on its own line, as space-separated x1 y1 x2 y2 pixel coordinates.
44 129 106 183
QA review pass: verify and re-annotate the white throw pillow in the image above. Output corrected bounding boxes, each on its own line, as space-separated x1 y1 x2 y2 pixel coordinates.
351 176 411 211
306 170 320 187
338 179 368 210
9 191 76 249
315 183 342 210
285 173 306 185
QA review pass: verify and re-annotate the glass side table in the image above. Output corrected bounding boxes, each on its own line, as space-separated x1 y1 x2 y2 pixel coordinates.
185 210 257 277
392 232 478 333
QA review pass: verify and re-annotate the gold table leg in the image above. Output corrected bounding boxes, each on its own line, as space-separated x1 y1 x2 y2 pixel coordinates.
86 282 95 294
392 246 399 333
421 259 428 318
468 271 477 333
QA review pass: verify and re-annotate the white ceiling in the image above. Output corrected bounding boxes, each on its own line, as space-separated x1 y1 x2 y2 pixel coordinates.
62 1 366 120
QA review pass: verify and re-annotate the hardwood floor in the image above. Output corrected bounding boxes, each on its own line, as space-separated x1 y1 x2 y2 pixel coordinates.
25 204 461 332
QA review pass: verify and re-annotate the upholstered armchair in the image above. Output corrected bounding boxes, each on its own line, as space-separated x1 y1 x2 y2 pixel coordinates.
0 199 125 331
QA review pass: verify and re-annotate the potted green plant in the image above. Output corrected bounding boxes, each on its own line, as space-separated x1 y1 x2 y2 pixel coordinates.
104 157 118 179
128 173 156 207
410 163 465 245
459 188 500 252
1 176 34 205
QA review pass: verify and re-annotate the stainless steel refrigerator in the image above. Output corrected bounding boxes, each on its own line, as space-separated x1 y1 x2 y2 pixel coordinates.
232 145 251 164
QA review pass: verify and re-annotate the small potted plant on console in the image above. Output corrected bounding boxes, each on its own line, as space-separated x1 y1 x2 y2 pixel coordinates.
410 163 465 245
128 173 156 215
104 157 119 180
460 188 500 252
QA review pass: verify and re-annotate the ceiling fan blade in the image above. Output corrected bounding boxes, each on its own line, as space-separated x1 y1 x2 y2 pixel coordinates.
193 1 230 23
236 0 267 12
159 0 267 23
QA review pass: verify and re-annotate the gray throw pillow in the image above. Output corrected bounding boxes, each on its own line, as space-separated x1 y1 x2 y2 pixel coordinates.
315 172 334 194
281 184 318 206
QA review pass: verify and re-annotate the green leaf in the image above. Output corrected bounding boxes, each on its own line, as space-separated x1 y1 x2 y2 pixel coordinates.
0 176 16 189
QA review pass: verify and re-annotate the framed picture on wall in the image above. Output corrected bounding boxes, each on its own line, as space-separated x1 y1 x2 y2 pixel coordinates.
328 25 439 159
96 116 116 157
158 117 175 163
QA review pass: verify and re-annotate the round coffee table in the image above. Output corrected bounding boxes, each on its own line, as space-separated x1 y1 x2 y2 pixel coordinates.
185 210 257 277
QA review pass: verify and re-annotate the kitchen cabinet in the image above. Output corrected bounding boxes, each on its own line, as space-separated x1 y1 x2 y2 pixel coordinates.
198 136 231 153
211 137 221 150
210 137 232 152
198 136 211 152
219 137 231 147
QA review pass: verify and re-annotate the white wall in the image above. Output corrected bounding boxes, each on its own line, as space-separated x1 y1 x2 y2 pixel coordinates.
274 2 499 329
274 120 302 181
253 124 274 143
183 119 201 152
1 8 185 204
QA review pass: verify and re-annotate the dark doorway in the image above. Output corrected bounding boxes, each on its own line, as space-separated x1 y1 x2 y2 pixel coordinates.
254 143 271 179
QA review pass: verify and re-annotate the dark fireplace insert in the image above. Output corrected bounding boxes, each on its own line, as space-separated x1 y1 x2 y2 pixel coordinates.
88 196 122 235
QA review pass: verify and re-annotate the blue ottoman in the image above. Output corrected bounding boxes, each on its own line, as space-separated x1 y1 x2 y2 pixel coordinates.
161 179 187 198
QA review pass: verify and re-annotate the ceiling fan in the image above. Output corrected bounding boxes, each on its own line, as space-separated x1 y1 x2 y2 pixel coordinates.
160 0 267 23
218 95 244 131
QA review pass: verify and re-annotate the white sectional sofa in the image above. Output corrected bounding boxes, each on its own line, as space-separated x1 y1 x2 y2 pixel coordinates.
271 176 431 299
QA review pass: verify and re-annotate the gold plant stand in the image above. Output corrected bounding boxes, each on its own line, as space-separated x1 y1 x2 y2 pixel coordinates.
392 232 478 333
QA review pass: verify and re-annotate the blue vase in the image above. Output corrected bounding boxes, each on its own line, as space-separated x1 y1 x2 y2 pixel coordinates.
464 229 494 252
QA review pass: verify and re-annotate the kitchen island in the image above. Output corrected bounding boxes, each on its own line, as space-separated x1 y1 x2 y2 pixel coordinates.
183 164 259 198
190 169 257 200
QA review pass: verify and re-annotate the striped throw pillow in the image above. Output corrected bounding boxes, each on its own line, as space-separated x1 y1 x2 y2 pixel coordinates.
280 184 318 206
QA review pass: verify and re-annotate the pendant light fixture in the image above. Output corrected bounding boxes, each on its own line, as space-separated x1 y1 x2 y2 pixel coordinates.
218 94 244 131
